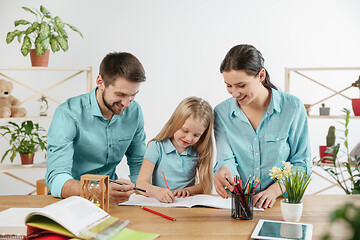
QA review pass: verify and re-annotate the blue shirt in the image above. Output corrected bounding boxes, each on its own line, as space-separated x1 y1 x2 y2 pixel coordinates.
213 89 312 192
144 139 199 190
45 87 146 198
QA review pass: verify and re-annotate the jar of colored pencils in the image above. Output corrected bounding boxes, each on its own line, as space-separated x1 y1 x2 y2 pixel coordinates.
231 192 254 220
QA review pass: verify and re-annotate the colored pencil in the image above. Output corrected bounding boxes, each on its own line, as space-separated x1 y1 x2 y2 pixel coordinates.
109 179 146 193
141 207 176 221
162 170 170 190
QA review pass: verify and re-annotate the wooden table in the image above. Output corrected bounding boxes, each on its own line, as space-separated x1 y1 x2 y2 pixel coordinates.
0 195 358 240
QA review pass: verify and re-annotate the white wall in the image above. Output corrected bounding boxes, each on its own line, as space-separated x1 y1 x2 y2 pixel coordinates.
1 0 359 194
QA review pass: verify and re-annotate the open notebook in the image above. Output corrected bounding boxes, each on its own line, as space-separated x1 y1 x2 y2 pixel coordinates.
119 194 264 211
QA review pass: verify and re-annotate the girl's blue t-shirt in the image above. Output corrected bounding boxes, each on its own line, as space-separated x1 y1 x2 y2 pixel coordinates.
144 138 199 190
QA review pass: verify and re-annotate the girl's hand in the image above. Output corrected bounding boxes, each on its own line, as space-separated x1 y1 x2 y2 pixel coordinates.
154 188 175 203
173 188 191 198
213 166 235 198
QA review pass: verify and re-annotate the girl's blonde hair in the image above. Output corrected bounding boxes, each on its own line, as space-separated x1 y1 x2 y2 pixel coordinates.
151 97 214 193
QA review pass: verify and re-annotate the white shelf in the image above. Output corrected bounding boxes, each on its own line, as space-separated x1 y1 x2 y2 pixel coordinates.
308 115 360 119
0 67 91 71
0 66 93 120
0 116 53 122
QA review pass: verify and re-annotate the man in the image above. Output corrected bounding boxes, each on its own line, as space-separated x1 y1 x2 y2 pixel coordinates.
45 52 146 203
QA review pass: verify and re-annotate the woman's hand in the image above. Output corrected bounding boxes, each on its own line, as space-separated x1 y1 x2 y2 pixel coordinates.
173 188 191 198
253 183 284 209
213 166 235 198
109 178 135 204
154 188 175 203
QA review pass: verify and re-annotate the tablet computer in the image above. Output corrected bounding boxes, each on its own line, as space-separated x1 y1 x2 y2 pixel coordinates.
251 219 313 240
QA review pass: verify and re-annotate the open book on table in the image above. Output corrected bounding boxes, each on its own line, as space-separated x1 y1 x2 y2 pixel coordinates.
119 194 264 211
25 196 130 239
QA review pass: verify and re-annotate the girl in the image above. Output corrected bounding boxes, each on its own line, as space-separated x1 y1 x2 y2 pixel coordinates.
213 44 312 209
136 97 213 203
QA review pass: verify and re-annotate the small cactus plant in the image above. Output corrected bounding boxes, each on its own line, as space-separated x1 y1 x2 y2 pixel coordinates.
326 126 336 146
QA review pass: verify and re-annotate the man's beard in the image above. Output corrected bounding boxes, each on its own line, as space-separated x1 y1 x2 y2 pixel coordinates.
102 91 125 115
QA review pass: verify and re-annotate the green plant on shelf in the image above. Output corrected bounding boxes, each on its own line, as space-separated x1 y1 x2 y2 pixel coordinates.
0 121 47 163
6 5 83 56
318 108 360 194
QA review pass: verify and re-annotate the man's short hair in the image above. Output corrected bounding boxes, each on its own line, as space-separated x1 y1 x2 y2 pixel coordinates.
99 52 146 86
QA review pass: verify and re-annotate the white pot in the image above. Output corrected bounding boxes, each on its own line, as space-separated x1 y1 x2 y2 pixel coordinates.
280 199 303 222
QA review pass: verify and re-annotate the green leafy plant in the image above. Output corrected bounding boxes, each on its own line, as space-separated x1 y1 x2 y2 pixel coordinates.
319 108 360 194
0 121 47 163
321 203 360 240
269 161 311 203
6 5 83 56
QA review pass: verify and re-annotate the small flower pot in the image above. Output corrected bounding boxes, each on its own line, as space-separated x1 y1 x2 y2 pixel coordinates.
281 200 303 222
319 107 330 116
30 49 49 67
319 146 333 164
352 98 360 116
20 153 34 166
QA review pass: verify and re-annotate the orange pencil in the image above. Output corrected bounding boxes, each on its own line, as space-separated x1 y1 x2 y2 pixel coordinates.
162 169 170 190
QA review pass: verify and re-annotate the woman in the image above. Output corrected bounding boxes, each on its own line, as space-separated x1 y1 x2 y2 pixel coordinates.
213 44 312 209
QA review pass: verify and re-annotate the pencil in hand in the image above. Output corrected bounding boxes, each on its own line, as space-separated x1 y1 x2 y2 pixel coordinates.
162 170 170 190
109 179 146 193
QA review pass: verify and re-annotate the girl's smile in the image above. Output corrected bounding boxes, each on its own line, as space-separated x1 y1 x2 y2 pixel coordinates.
171 117 206 154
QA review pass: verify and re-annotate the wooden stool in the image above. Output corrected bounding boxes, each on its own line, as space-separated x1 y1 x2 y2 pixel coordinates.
36 179 49 195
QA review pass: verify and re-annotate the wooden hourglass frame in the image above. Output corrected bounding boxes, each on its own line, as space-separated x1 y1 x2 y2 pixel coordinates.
80 174 109 212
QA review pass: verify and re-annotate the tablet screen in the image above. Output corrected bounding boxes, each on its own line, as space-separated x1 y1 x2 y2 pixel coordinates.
251 219 313 240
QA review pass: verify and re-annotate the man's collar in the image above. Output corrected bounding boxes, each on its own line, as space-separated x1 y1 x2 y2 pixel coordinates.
90 87 103 117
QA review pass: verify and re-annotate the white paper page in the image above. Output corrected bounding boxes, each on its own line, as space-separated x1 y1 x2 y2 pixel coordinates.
0 208 41 234
26 196 109 236
119 194 264 211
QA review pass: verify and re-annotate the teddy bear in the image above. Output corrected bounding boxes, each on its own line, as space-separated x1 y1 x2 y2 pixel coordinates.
0 79 27 118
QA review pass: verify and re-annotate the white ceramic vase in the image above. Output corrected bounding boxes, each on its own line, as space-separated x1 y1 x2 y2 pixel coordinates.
280 200 303 222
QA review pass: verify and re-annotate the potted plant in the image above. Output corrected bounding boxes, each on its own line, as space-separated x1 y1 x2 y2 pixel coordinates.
319 103 330 116
0 121 47 165
319 126 336 164
351 76 360 116
318 108 360 194
269 161 311 222
6 5 83 67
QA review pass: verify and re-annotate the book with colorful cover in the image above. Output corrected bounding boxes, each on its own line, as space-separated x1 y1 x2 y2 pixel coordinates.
25 196 129 239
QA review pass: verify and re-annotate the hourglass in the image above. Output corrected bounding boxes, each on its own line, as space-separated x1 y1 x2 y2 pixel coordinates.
80 174 109 212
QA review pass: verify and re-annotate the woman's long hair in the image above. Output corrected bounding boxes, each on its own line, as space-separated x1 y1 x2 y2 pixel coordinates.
220 44 277 90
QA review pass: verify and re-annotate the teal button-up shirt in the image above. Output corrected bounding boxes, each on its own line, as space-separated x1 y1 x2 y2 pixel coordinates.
144 139 199 190
45 87 146 197
213 89 312 192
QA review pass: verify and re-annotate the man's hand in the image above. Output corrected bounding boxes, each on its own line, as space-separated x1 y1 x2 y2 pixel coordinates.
109 178 135 204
